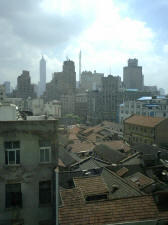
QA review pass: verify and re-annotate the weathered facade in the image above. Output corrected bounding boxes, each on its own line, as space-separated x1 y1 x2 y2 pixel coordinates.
0 120 58 225
124 115 168 147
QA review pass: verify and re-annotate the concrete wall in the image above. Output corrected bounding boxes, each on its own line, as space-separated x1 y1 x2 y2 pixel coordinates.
0 120 58 225
155 119 168 147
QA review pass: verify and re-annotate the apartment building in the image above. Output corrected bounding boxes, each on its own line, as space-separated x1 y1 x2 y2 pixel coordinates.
124 115 168 147
0 120 58 225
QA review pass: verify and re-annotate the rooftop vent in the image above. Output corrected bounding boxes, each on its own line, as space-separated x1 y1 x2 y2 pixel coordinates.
111 185 119 193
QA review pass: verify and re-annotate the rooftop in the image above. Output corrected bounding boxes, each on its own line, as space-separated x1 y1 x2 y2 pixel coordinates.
124 115 166 127
59 195 168 225
73 175 109 197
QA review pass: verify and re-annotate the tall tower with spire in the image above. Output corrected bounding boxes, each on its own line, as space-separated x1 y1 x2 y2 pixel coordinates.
38 56 46 97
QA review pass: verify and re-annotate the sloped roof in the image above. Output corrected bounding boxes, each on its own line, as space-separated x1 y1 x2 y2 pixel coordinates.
93 144 125 163
69 140 94 153
59 147 77 167
73 176 109 197
70 157 110 171
59 195 167 225
101 168 142 200
124 115 166 127
126 172 155 189
103 140 130 152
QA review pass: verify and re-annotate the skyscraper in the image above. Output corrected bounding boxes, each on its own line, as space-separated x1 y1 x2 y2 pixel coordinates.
16 70 36 99
123 59 144 91
38 56 46 96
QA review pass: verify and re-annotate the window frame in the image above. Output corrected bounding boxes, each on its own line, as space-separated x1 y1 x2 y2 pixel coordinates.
5 141 20 165
39 180 52 205
5 183 22 208
39 146 51 163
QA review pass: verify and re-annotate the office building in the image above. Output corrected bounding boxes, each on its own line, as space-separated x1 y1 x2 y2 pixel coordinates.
123 59 144 91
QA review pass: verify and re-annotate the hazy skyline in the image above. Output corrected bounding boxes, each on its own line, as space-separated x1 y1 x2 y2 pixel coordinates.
0 0 168 91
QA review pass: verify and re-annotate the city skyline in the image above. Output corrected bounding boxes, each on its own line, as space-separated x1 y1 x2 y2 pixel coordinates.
0 0 168 91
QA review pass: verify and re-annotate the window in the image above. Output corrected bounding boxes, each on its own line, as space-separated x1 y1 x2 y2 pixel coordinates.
39 140 51 163
39 181 51 205
5 141 20 165
6 183 22 208
40 147 51 163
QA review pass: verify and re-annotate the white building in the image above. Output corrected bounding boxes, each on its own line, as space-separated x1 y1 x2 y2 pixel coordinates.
38 56 46 97
44 100 61 118
27 98 61 118
28 98 44 116
0 103 17 121
119 96 168 123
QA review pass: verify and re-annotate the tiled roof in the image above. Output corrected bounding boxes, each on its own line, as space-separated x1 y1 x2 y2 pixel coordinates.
73 176 109 197
93 144 125 163
59 195 167 225
116 167 129 177
69 140 94 153
124 115 166 127
101 168 142 200
126 172 155 189
103 140 130 152
59 147 77 167
60 188 84 206
70 157 110 171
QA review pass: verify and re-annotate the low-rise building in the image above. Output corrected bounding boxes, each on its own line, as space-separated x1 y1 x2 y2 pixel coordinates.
124 115 168 147
44 100 61 118
0 103 17 120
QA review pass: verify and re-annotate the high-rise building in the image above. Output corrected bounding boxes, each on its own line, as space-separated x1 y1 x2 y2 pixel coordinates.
102 75 123 122
38 56 46 96
3 81 10 94
16 70 36 99
45 59 76 101
123 59 144 91
81 70 104 91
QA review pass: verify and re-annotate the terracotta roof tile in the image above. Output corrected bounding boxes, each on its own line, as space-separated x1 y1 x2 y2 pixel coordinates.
73 176 109 196
127 172 154 189
69 140 94 153
103 140 130 152
59 195 166 225
124 115 166 127
116 167 129 177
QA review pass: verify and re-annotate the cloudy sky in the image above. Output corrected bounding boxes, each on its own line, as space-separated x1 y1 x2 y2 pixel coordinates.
0 0 168 91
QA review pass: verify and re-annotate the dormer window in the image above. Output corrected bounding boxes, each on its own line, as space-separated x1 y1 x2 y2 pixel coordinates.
85 194 108 202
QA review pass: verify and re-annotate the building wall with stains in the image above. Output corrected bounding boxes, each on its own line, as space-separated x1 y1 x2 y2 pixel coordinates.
0 120 58 225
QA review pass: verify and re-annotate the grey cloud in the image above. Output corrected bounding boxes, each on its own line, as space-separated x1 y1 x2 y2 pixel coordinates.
0 0 89 85
0 0 87 48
